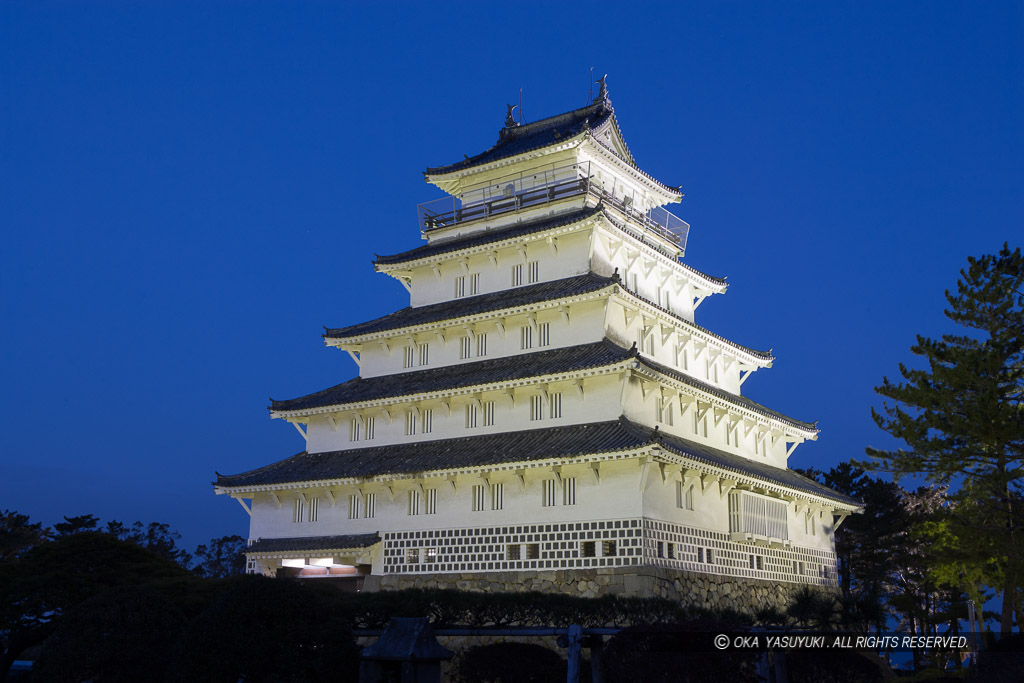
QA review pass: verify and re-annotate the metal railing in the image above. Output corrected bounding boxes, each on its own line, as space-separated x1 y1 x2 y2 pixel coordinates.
416 161 690 251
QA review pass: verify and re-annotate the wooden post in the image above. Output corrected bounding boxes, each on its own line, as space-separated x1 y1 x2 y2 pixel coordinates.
566 624 583 683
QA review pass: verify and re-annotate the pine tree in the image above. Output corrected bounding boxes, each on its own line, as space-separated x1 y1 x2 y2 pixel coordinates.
863 244 1024 634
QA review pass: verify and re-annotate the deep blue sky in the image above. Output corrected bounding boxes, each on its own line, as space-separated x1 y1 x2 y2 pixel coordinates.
2 2 1021 551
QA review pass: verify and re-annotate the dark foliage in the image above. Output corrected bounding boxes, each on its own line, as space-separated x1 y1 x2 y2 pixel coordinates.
601 621 761 682
167 574 359 682
52 514 99 537
0 532 195 679
0 510 48 562
32 586 187 683
330 588 700 629
104 520 192 568
452 642 566 683
192 534 247 578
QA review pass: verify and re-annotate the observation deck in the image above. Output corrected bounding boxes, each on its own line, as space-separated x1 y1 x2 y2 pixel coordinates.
417 162 690 255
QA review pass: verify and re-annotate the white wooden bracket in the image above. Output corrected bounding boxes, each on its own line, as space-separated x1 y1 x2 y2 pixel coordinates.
233 497 252 516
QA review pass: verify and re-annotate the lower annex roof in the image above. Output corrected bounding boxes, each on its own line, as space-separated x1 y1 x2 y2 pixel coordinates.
215 417 859 508
245 533 380 555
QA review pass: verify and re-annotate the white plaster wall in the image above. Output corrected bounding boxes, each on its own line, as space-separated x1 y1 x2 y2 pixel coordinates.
354 297 607 379
247 458 646 547
641 469 730 532
305 373 624 454
409 217 592 308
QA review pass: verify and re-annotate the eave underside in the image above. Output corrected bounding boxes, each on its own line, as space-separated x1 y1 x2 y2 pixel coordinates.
216 417 859 508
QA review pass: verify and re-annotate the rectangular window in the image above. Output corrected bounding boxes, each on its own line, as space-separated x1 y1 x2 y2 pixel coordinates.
511 264 523 287
676 481 694 510
756 556 764 570
530 394 544 421
520 325 533 350
526 543 540 560
538 322 551 347
472 484 485 512
728 491 789 541
657 398 673 425
460 336 472 360
665 543 674 559
422 409 433 434
656 541 665 558
749 554 756 569
293 498 305 524
697 547 704 563
693 411 707 438
349 418 361 442
403 346 414 369
483 400 495 427
542 479 557 507
308 497 319 522
476 332 488 357
418 343 429 366
759 437 768 458
706 548 714 564
454 275 466 298
425 488 437 515
706 358 718 382
470 273 480 295
562 477 577 506
581 541 596 558
465 403 478 428
643 329 655 355
408 490 420 516
491 483 503 510
364 493 376 519
364 416 375 440
425 547 437 564
348 494 360 520
630 272 639 292
527 260 539 283
506 544 521 560
406 549 420 565
549 392 562 419
405 411 417 436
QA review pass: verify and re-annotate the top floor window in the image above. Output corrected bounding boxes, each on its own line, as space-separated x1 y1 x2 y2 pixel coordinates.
511 264 524 287
527 260 539 283
454 276 466 298
470 272 480 295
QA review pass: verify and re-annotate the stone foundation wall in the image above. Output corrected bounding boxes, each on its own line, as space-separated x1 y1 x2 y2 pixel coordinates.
362 566 826 613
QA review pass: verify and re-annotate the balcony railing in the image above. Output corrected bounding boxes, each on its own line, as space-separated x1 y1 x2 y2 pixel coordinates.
417 161 690 252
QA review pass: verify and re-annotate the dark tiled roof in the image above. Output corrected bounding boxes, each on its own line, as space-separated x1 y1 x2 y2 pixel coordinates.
271 340 633 412
245 533 380 554
640 356 817 433
217 420 642 488
425 102 616 176
374 206 602 267
651 427 861 507
616 286 770 361
274 335 812 431
216 418 859 507
274 340 810 430
325 273 614 340
424 100 681 197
